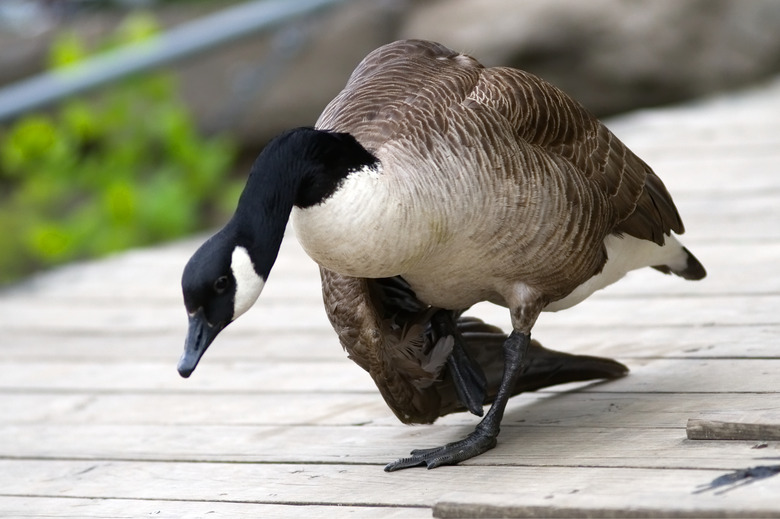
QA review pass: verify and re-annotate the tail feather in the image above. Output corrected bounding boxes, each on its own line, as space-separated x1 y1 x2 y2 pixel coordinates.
433 316 629 418
653 246 706 280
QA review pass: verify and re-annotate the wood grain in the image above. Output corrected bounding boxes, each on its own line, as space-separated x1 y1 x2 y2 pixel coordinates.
687 418 780 441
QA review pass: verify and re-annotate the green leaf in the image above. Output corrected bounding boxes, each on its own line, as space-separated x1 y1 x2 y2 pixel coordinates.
26 223 74 263
0 10 238 285
103 182 137 225
48 31 87 69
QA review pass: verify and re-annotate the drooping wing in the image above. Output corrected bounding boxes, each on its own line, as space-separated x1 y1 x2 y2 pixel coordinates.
320 266 628 424
319 266 444 424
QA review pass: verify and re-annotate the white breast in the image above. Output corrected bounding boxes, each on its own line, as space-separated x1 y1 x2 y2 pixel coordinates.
294 162 690 314
292 163 439 279
292 163 515 310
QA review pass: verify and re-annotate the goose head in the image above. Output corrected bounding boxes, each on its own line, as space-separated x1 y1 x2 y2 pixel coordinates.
178 127 377 377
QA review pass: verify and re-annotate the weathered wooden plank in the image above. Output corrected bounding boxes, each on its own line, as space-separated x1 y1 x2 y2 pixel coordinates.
433 490 780 518
573 358 780 394
0 358 777 393
0 329 347 363
4 321 778 362
643 154 780 187
496 392 780 430
8 261 320 306
0 299 332 334
687 418 780 441
2 459 778 510
531 323 780 360
608 88 780 150
2 294 775 337
2 422 778 469
672 192 780 242
0 496 430 519
623 137 780 160
0 390 394 426
609 114 780 154
2 391 776 431
0 359 376 392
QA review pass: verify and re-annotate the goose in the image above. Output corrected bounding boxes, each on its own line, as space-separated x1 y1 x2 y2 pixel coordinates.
178 39 705 471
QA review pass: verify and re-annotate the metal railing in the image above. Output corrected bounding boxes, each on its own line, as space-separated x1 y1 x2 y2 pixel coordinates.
0 0 347 122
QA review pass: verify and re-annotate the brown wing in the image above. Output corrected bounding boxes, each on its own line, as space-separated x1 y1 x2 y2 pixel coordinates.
320 266 444 424
465 65 684 244
321 267 628 424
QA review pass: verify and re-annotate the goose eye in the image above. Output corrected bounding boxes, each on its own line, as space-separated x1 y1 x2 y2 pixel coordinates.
214 276 229 293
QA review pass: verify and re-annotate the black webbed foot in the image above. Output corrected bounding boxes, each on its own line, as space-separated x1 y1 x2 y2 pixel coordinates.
384 425 498 471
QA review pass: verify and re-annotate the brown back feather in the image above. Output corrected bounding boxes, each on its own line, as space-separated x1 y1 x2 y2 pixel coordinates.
318 39 684 247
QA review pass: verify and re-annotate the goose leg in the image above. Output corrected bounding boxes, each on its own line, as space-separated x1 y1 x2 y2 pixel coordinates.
385 330 530 471
432 311 487 417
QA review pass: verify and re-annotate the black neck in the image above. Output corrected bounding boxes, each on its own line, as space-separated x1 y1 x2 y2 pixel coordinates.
229 127 378 278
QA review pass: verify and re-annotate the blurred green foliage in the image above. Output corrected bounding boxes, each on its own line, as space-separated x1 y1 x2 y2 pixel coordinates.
0 12 240 285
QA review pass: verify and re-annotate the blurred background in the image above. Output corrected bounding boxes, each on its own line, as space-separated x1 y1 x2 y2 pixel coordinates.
1 0 780 285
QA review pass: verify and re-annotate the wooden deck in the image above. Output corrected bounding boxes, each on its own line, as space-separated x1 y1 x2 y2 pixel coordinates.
3 77 780 518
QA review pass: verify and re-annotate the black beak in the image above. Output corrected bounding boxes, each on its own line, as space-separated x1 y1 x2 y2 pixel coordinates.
178 308 224 378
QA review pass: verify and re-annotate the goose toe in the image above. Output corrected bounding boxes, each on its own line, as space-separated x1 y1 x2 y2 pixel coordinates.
384 430 498 471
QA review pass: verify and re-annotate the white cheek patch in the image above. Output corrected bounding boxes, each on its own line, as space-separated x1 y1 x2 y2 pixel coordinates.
231 246 265 320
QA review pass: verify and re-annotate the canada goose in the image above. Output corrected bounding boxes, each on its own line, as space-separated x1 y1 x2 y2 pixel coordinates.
178 39 705 471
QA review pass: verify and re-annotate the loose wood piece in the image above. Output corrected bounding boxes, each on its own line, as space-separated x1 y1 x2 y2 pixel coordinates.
433 491 780 519
687 418 780 441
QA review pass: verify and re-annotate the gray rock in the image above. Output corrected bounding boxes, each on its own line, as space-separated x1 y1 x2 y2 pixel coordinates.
401 0 780 115
3 0 780 144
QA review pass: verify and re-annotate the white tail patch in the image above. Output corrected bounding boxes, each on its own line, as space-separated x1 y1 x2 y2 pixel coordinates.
231 246 265 320
545 234 688 312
